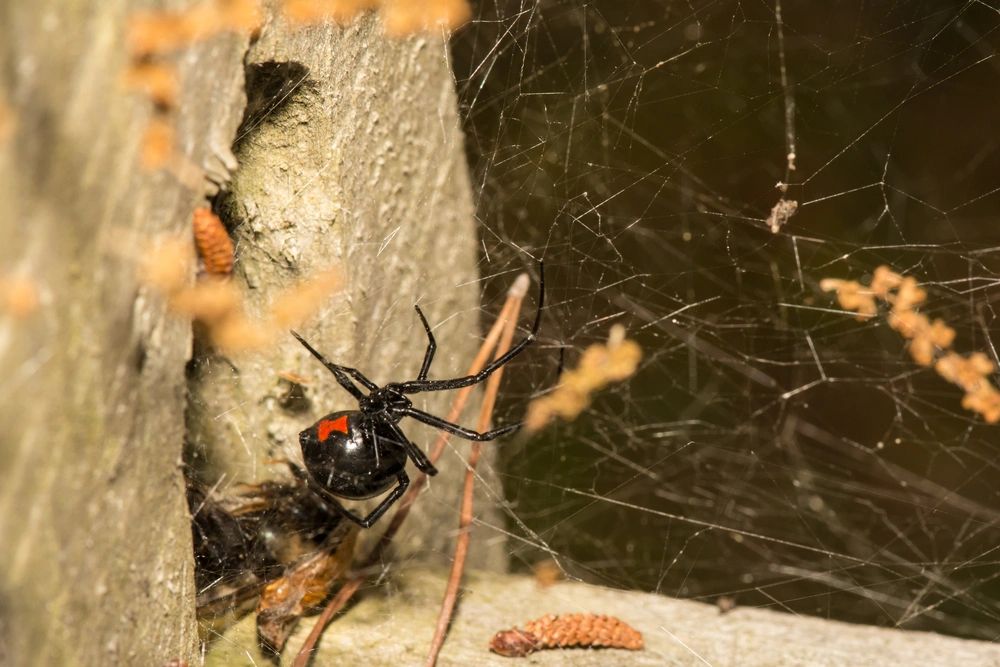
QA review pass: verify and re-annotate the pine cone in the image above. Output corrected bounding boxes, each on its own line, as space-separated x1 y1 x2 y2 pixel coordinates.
192 207 234 277
490 613 643 657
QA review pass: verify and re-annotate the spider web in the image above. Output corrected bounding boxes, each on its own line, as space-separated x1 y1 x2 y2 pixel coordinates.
449 0 1000 641
184 1 1000 658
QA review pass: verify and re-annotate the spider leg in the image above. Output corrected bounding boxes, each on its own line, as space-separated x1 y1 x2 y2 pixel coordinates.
402 406 520 441
397 262 544 395
414 305 436 382
285 460 348 520
282 461 345 522
355 472 409 528
290 330 376 399
291 462 409 529
387 422 438 475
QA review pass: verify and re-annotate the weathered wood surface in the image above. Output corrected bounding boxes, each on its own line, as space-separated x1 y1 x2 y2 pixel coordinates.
185 10 502 569
0 1 248 664
209 568 1000 666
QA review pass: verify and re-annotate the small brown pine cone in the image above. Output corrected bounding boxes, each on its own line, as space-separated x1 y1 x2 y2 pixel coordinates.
490 613 643 657
192 207 234 276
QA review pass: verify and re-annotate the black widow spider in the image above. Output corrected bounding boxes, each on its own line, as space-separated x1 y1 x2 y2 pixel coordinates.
288 265 543 528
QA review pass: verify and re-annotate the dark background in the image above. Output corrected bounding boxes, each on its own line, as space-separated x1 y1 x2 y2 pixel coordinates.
452 0 1000 639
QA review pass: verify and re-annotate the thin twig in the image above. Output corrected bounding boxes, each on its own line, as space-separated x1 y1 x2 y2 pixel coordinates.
425 286 524 666
293 273 531 666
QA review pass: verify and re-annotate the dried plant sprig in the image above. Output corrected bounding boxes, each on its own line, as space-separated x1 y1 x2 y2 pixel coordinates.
139 234 341 353
531 558 564 589
820 267 954 365
935 353 1000 423
282 0 378 24
122 61 179 110
868 264 902 296
524 324 641 433
138 236 197 291
0 275 41 319
281 0 470 35
818 278 877 321
890 312 954 367
126 0 466 171
380 0 471 35
821 265 999 423
140 116 176 170
269 269 342 329
126 0 263 169
128 0 263 58
0 96 16 144
489 613 644 658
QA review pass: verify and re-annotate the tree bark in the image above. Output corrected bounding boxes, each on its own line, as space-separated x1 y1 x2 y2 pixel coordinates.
0 1 248 664
0 2 497 665
186 10 503 567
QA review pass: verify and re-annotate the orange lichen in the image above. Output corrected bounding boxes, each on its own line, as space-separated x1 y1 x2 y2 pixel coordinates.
525 324 642 433
192 207 234 277
821 266 999 423
489 613 644 657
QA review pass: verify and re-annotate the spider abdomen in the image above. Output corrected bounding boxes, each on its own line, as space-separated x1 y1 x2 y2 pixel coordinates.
299 411 407 500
